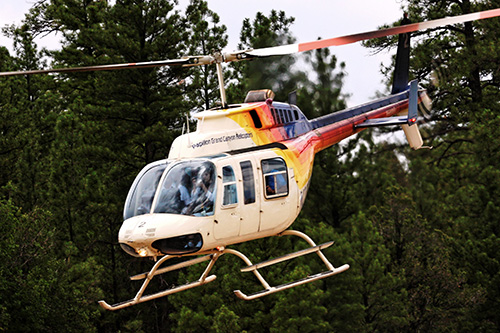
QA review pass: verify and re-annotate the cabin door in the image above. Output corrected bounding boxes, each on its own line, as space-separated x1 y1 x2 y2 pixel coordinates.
213 164 241 240
238 159 261 236
258 157 294 231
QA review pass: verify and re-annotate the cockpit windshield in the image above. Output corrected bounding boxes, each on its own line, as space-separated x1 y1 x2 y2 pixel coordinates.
123 160 217 220
124 163 167 220
153 161 217 216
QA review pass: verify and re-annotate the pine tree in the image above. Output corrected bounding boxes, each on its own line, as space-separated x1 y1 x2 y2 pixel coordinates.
0 199 103 332
185 0 228 111
365 1 500 329
0 23 59 211
226 10 308 103
297 46 348 118
16 0 193 330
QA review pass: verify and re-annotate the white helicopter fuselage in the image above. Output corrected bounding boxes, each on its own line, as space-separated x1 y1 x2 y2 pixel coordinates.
119 98 313 258
118 88 425 259
119 148 302 258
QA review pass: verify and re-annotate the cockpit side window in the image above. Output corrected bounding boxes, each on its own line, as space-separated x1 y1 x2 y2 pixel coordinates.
153 161 216 216
124 164 167 220
262 158 288 199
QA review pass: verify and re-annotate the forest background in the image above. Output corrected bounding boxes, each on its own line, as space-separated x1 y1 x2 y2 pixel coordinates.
1 0 500 331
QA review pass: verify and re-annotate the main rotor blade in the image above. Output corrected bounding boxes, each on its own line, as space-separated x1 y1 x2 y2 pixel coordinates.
2 8 499 76
0 57 196 77
244 8 500 58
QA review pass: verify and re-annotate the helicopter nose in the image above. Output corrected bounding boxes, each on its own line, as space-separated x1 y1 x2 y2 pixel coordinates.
117 214 207 257
152 233 203 255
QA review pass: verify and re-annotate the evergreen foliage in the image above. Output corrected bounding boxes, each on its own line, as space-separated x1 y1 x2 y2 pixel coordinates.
1 0 499 331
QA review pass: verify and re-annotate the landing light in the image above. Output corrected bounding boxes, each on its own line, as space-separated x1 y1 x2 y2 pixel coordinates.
138 248 148 257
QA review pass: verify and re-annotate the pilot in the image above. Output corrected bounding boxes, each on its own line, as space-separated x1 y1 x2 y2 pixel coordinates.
186 163 215 215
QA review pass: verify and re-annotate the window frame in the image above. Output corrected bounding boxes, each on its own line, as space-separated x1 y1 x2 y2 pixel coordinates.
240 160 256 205
221 165 238 208
124 162 168 220
261 157 289 199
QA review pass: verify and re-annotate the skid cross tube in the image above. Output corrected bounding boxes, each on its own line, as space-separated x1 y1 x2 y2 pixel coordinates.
98 253 221 311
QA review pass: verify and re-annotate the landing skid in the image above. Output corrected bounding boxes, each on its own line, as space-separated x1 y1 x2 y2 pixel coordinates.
232 230 349 300
98 230 348 310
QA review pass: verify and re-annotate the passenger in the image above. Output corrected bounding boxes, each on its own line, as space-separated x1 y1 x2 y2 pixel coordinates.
155 167 193 214
265 170 287 195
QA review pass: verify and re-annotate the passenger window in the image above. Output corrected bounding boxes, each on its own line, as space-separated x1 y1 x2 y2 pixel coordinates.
222 166 238 206
261 158 288 198
240 161 255 204
278 109 284 123
271 108 278 124
284 110 290 123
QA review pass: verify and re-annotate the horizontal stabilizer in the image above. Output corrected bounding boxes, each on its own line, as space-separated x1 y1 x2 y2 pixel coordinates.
408 80 418 123
356 80 419 129
355 116 409 128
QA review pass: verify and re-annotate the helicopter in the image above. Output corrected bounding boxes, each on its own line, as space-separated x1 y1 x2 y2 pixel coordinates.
1 8 499 311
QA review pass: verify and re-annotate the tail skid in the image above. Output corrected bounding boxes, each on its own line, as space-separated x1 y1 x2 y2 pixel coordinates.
98 230 348 310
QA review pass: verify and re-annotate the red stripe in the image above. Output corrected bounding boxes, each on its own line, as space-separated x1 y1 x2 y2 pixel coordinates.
298 24 421 52
480 8 500 19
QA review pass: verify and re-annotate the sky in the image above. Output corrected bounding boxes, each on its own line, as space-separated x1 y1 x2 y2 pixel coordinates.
0 0 405 107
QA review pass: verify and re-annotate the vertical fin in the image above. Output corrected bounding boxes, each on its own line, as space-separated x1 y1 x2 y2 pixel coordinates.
391 14 412 94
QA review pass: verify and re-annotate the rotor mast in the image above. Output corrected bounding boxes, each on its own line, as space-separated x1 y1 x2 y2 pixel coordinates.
213 52 228 109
